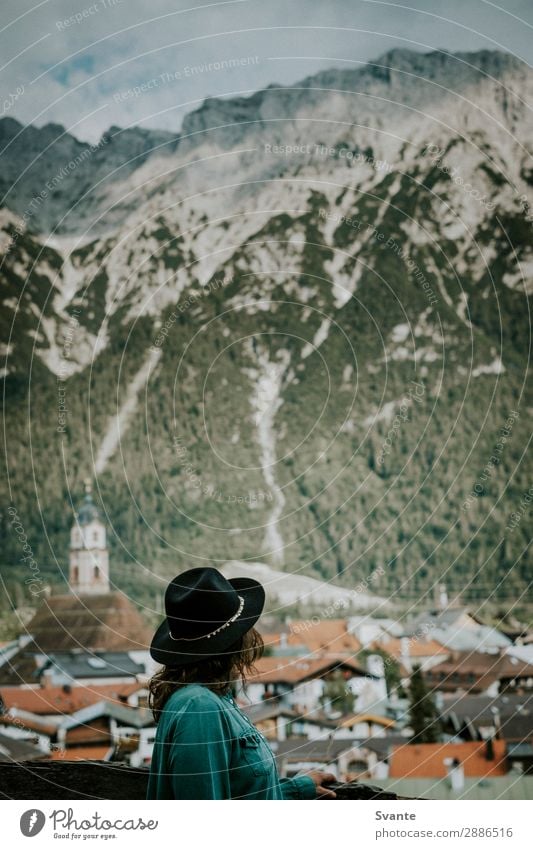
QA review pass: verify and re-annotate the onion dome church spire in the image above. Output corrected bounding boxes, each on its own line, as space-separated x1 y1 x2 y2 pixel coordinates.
69 479 110 595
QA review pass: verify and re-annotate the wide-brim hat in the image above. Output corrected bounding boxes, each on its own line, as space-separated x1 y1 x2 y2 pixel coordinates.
150 567 265 665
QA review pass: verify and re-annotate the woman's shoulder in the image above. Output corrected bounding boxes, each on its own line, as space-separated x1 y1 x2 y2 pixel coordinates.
161 684 231 733
164 683 226 710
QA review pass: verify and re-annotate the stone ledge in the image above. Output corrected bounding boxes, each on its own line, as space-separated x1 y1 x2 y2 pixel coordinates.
0 761 406 800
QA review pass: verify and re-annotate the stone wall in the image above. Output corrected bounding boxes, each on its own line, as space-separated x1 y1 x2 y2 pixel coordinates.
0 761 403 800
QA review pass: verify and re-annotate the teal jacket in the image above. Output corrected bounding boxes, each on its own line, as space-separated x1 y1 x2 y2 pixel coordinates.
146 683 316 800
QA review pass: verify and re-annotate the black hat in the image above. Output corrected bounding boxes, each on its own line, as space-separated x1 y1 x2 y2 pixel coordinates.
150 567 265 665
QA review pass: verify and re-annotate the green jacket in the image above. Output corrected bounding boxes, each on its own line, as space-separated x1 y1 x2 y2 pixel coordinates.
147 683 316 800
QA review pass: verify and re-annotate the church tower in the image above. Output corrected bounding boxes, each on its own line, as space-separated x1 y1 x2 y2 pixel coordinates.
69 480 110 595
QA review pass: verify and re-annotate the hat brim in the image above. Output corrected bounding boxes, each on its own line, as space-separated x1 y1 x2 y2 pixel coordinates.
149 576 265 666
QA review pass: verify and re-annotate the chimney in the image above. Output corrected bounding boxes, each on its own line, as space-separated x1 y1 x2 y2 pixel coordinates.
40 668 54 689
490 706 501 739
444 757 465 793
400 637 410 669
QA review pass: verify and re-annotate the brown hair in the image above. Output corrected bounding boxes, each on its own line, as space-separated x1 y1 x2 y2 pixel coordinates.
148 627 264 721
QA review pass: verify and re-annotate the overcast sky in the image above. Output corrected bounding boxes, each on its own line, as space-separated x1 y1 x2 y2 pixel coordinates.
2 0 533 142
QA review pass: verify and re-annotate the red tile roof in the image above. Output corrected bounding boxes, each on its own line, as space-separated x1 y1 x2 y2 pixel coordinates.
248 656 367 685
340 713 396 729
265 620 361 655
389 740 508 779
378 638 449 659
0 683 143 716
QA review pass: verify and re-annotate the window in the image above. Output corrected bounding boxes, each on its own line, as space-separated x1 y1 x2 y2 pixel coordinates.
72 566 79 583
93 530 99 543
94 565 100 578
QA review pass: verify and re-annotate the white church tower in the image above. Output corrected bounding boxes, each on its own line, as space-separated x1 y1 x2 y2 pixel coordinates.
69 480 110 595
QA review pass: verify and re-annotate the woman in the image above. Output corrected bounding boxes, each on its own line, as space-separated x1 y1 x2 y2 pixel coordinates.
147 567 335 800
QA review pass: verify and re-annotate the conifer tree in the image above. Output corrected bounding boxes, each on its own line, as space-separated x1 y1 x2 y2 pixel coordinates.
408 665 441 743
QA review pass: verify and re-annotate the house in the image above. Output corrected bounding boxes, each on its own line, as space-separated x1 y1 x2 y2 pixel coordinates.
377 637 449 672
0 731 47 763
0 711 58 754
426 652 533 695
38 651 148 686
266 619 361 657
240 700 336 742
440 693 533 742
1 650 149 690
0 646 153 689
55 700 156 766
275 737 370 781
440 690 533 776
243 656 374 715
389 740 508 781
336 713 396 739
0 695 157 765
0 681 146 721
408 608 511 653
350 735 410 779
347 617 403 647
503 715 533 774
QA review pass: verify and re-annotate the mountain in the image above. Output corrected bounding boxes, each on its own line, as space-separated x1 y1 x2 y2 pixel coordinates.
1 48 532 613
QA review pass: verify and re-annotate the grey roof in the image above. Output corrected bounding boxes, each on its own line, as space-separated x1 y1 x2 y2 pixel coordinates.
499 715 533 743
60 700 155 730
407 609 510 650
45 652 145 681
275 737 363 762
441 693 533 724
408 608 468 632
431 627 511 651
352 735 409 757
348 617 403 636
242 702 336 728
0 732 46 763
507 743 533 758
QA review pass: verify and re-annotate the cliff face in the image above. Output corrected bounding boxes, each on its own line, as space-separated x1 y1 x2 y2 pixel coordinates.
1 48 532 605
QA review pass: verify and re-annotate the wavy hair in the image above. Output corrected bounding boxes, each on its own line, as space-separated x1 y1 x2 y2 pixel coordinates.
148 627 264 721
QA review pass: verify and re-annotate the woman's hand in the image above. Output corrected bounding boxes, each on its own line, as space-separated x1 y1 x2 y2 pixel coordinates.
305 770 337 799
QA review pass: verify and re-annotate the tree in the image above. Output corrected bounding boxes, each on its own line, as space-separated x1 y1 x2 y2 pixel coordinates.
408 665 441 743
320 670 355 716
358 648 405 698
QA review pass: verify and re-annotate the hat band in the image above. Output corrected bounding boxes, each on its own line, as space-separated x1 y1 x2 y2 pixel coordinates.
168 595 245 642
